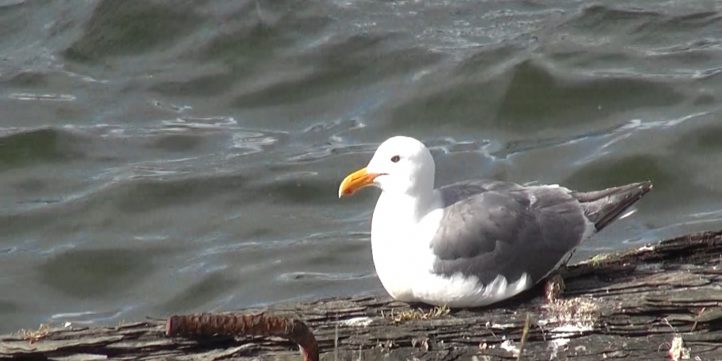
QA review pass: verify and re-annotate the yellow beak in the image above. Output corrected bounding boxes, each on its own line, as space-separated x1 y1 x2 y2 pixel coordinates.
338 167 380 198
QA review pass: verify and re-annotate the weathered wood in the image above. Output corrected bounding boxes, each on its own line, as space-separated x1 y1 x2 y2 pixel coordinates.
2 230 722 360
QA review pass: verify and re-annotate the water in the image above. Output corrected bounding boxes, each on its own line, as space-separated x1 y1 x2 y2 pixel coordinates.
1 0 721 333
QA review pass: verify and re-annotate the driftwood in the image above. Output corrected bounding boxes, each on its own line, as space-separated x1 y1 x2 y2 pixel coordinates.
2 230 722 360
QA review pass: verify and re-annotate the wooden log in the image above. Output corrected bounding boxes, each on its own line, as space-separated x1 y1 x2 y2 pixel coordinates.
2 230 721 360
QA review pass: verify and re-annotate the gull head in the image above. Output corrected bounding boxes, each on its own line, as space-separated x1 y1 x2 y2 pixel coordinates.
339 136 435 198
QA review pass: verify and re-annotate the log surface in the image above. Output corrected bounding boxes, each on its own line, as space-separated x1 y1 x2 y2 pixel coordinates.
2 230 722 360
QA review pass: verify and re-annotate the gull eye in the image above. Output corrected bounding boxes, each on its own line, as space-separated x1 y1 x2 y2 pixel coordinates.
391 155 400 163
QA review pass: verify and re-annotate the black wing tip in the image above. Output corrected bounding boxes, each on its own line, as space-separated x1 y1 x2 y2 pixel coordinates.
637 180 653 193
578 180 653 232
629 180 653 199
628 180 653 204
572 180 653 203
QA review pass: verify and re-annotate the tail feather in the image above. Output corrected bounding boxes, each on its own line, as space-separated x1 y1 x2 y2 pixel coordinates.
572 181 652 231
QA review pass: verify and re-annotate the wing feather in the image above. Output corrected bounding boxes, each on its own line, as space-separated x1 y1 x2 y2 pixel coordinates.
430 180 587 285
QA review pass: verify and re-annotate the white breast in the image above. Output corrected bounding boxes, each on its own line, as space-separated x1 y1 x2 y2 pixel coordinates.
370 192 440 301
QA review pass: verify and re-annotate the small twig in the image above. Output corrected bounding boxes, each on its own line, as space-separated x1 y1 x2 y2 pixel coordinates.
17 323 50 344
692 307 706 332
166 313 318 361
662 317 677 333
334 314 339 361
383 305 449 323
516 313 531 361
538 323 546 342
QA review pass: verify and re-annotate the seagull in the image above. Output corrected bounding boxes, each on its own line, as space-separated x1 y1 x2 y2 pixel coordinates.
338 136 651 307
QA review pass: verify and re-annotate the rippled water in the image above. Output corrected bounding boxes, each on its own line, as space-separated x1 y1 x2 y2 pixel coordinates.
1 0 721 332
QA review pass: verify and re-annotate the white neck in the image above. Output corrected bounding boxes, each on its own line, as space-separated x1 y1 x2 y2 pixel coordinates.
374 191 433 225
370 188 438 262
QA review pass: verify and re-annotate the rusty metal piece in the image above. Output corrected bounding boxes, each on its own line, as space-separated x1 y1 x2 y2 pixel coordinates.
165 313 318 361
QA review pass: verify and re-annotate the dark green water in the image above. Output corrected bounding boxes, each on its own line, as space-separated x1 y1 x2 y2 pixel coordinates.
1 0 721 332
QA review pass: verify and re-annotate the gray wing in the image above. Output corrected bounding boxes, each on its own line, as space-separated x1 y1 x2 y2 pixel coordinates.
431 180 587 286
